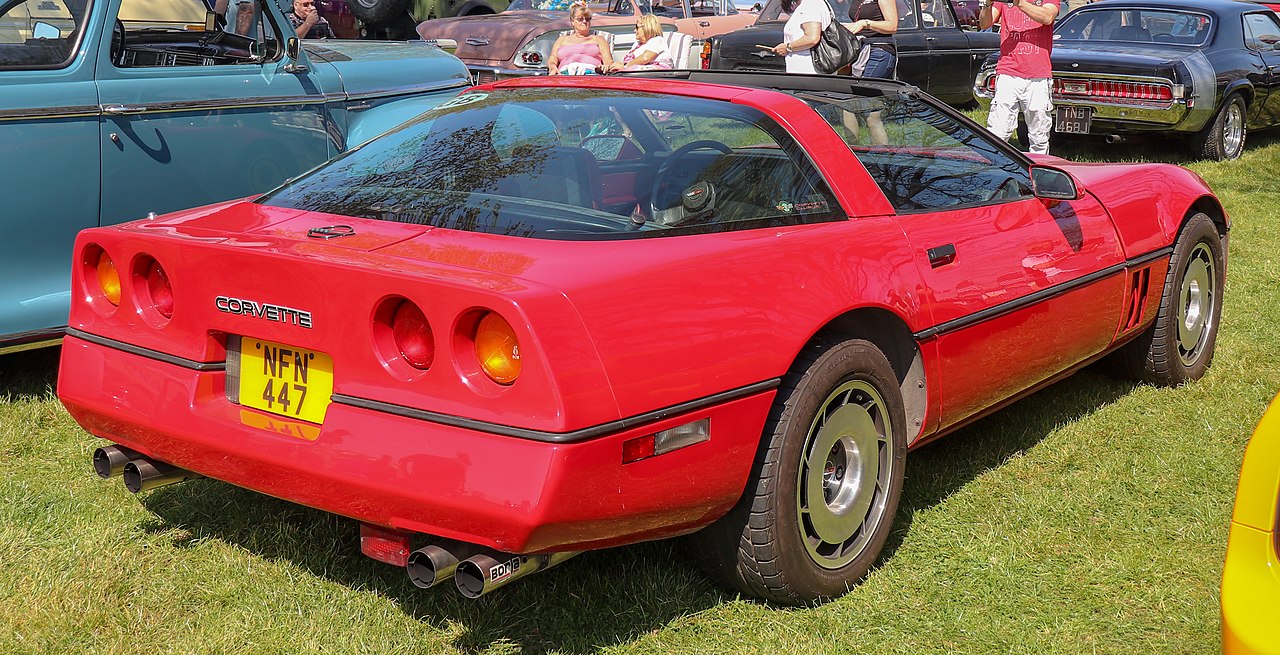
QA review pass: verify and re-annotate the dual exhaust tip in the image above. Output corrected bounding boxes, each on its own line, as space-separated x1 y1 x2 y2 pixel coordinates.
94 444 573 598
93 445 202 493
406 541 579 599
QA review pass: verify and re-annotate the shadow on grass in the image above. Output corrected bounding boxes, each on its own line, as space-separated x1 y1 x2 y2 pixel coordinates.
880 368 1139 562
134 367 1139 653
1031 126 1280 165
0 347 61 401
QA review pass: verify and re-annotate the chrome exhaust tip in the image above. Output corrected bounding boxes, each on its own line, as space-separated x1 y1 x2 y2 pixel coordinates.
122 458 202 494
454 551 580 599
407 544 475 589
93 445 140 479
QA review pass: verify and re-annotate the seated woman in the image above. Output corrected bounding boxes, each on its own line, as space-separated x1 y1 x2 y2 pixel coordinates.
607 14 674 72
547 2 614 75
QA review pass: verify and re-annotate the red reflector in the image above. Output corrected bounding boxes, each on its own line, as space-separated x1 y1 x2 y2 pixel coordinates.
359 524 412 567
392 300 434 369
622 435 656 463
146 260 174 319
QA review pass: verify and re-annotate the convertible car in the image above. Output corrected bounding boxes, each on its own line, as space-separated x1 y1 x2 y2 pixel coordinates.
1222 394 1280 655
975 0 1280 160
703 0 996 106
59 71 1228 604
0 0 469 355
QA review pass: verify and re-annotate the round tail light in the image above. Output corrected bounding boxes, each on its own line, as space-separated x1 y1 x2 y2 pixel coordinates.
96 251 121 306
475 312 521 385
392 301 434 370
145 260 174 319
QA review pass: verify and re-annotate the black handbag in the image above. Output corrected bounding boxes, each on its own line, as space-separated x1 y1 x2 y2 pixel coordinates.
811 0 860 74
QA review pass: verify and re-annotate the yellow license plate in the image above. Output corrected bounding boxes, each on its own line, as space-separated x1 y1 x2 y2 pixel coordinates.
237 337 333 424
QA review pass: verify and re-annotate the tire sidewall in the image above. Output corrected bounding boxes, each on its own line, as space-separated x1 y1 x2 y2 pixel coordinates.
1157 214 1225 383
1217 95 1246 161
769 339 907 600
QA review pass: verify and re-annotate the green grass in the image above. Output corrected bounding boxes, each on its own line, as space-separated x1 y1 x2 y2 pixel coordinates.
3 130 1280 654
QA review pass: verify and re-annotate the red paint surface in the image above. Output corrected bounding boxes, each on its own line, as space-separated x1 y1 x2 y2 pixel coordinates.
58 77 1224 553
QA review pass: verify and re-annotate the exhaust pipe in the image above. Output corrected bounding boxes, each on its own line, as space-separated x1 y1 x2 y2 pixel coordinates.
93 445 141 479
454 551 580 599
122 457 202 494
1106 134 1125 144
406 541 486 589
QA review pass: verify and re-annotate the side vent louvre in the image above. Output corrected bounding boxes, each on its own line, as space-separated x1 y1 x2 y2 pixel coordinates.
1124 268 1151 330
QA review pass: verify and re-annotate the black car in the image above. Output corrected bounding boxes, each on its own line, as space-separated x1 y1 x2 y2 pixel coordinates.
702 0 998 106
975 0 1280 160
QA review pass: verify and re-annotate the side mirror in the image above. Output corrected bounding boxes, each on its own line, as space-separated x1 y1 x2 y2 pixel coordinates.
32 21 61 39
287 36 301 60
204 10 218 32
1031 166 1079 201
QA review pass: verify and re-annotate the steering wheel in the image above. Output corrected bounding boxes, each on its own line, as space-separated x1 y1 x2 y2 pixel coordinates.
649 139 733 225
111 18 126 66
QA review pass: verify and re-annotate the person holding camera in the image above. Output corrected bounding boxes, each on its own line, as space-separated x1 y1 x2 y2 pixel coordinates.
979 0 1060 154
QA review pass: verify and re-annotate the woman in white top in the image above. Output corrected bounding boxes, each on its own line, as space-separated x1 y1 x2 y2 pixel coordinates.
607 14 674 72
771 0 831 74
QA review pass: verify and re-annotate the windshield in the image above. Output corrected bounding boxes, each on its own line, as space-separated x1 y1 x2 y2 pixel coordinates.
259 87 841 240
758 0 854 21
1055 8 1212 46
0 0 90 69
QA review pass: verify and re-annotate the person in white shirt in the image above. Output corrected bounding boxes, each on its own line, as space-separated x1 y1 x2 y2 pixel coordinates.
608 14 675 71
771 0 831 74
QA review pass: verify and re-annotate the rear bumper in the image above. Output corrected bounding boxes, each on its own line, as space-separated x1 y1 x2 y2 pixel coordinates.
58 334 772 553
973 71 1211 134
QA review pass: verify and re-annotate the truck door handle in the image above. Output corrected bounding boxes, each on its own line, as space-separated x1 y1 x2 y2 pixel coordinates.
102 105 148 115
698 20 710 26
927 244 957 268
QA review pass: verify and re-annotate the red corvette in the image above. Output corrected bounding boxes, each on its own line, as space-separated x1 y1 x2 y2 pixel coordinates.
58 71 1227 604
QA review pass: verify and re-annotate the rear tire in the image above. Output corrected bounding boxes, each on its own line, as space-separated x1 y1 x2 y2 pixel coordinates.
1113 213 1224 385
347 0 410 27
1191 94 1246 161
692 337 906 605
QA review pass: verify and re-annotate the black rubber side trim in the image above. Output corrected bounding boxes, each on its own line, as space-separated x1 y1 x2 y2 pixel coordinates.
65 328 226 372
333 378 782 444
913 246 1174 341
0 326 65 355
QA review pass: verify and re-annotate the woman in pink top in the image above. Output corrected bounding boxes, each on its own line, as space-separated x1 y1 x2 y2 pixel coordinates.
547 2 614 75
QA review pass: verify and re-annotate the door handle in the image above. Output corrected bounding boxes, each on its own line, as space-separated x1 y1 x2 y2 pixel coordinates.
927 244 957 268
698 20 710 26
102 105 148 115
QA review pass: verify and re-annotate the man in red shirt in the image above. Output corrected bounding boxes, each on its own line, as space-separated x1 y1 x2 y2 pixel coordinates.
979 0 1060 154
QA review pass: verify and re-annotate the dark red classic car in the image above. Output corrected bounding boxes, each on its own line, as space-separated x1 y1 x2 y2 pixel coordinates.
59 71 1227 604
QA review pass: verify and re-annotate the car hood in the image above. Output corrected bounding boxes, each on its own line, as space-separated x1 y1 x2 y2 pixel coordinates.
303 40 471 97
417 11 638 63
1050 41 1190 78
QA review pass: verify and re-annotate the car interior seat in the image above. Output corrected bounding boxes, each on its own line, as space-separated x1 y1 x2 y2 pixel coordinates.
506 145 602 209
666 31 692 68
1111 25 1152 41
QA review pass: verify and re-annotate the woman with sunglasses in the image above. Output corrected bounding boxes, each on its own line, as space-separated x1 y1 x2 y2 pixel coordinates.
607 14 673 72
547 2 615 75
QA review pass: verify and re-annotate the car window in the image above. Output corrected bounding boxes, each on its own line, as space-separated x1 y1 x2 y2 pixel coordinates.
113 0 283 67
1056 8 1212 46
1243 12 1280 51
802 91 1032 212
920 0 952 29
259 87 844 239
0 0 90 69
896 0 918 30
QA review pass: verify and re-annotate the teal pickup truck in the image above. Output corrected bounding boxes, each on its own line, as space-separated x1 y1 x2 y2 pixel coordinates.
0 0 470 353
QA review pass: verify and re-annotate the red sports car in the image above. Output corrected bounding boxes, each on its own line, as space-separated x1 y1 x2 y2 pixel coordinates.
58 71 1228 604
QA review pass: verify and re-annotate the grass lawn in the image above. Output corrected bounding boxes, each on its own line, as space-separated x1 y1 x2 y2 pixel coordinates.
3 129 1279 655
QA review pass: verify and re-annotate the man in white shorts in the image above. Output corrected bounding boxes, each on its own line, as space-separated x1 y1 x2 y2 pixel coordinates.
979 0 1060 154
